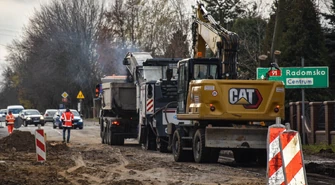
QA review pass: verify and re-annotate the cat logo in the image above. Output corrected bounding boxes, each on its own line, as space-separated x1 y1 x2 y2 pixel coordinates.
229 88 263 109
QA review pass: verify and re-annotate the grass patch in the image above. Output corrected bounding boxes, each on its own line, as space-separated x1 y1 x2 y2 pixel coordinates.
303 144 335 154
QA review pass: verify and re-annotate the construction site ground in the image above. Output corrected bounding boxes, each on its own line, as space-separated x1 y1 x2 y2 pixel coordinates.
0 121 334 185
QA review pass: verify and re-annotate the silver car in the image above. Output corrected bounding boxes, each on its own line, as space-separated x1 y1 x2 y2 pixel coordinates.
43 109 58 123
0 109 6 123
18 109 45 127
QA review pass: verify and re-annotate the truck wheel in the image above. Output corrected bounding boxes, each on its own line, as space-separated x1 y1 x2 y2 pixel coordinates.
101 127 105 144
24 121 27 127
172 128 193 162
193 129 211 163
99 117 104 138
106 123 111 145
101 125 107 144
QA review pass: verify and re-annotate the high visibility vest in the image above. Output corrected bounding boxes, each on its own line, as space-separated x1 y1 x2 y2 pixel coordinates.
61 112 74 127
6 114 15 124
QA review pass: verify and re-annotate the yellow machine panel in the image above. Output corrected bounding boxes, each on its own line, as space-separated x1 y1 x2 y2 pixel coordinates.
177 79 285 121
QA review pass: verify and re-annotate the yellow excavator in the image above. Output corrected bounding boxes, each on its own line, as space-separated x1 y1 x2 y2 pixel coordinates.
167 2 285 163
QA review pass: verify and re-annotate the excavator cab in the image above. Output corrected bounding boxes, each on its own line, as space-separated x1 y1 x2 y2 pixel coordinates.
177 58 222 114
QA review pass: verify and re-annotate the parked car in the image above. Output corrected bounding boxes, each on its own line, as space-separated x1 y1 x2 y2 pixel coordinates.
0 109 6 124
18 109 45 127
53 109 83 129
43 109 58 123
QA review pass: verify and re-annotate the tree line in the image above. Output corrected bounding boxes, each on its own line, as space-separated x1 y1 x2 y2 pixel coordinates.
0 0 334 117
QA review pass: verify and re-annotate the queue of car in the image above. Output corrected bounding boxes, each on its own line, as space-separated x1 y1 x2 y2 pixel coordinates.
0 105 84 129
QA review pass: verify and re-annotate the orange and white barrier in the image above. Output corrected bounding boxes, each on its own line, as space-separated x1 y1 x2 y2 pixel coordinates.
266 123 286 184
279 130 307 185
35 129 46 162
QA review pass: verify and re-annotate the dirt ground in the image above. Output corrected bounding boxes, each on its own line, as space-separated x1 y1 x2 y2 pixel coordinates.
0 130 334 185
0 130 266 185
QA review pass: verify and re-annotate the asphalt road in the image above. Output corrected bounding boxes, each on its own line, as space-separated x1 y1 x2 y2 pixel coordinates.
0 120 101 143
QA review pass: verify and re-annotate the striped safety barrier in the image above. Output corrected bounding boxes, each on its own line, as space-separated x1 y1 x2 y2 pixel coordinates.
35 129 46 162
279 130 307 185
146 99 154 113
266 123 286 185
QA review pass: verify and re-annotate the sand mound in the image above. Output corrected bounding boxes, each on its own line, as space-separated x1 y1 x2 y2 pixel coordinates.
0 130 35 152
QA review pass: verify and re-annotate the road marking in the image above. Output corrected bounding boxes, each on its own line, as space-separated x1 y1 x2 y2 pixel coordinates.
54 129 62 135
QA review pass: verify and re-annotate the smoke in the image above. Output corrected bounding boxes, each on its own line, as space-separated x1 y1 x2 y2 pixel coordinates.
96 39 141 76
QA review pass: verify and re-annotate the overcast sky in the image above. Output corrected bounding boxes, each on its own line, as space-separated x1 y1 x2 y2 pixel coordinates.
0 0 46 66
0 0 330 71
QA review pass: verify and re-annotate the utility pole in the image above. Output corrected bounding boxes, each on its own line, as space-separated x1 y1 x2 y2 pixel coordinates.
301 57 306 145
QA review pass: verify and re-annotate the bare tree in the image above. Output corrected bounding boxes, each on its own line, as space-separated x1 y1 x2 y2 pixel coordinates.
3 0 104 114
98 0 191 65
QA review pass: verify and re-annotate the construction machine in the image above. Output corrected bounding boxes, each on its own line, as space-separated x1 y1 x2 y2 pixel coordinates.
99 75 138 145
123 52 181 152
98 52 182 151
98 52 153 146
167 2 285 163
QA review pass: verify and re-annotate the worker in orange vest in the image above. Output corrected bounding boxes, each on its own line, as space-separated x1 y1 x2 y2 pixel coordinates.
61 108 74 143
6 111 15 134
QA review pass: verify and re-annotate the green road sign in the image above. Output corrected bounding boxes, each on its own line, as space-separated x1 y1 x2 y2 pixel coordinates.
256 67 329 89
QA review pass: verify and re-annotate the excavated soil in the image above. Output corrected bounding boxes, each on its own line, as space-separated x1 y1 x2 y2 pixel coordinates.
0 130 35 152
0 130 335 185
0 130 266 185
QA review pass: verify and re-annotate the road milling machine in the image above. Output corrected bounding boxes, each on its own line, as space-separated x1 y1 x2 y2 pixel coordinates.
166 2 286 163
98 52 182 152
123 52 181 152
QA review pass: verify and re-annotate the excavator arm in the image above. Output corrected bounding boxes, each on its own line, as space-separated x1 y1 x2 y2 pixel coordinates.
192 2 239 79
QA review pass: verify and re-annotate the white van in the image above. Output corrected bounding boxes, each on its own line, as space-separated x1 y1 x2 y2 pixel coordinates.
7 105 24 118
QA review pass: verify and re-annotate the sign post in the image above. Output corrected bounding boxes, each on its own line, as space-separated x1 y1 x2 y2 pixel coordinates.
61 92 69 98
77 91 85 114
61 92 69 106
301 58 306 145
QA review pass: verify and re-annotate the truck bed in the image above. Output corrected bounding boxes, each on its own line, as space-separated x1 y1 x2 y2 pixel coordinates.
102 82 136 112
